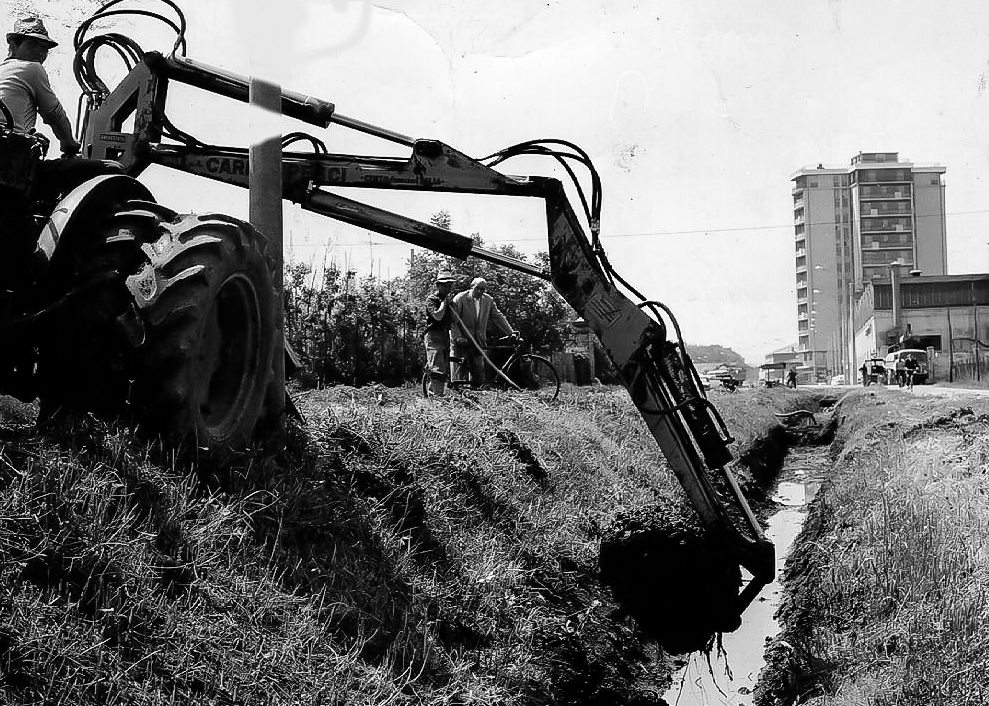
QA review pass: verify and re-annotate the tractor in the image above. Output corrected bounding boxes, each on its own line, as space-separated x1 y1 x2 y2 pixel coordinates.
0 1 774 630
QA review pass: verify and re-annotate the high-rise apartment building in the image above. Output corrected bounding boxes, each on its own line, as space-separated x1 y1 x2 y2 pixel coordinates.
791 152 946 381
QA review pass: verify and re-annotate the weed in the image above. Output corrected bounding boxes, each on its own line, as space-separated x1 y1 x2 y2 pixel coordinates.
0 383 794 704
759 392 989 706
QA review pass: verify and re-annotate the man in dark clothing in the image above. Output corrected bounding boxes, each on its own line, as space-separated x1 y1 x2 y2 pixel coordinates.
786 368 797 389
423 268 458 397
903 356 919 390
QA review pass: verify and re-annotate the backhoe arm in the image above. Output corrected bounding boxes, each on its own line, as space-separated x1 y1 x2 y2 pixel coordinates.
80 47 774 621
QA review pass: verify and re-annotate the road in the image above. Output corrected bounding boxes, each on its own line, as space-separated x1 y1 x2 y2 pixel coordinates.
821 382 989 399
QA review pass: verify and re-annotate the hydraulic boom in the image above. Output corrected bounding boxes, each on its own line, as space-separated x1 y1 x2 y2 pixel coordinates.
76 12 773 626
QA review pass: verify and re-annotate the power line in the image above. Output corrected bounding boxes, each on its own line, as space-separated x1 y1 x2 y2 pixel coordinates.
286 206 989 248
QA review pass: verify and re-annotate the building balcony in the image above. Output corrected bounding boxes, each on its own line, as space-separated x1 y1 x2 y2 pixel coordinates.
796 263 807 274
860 226 912 234
795 247 806 258
858 193 910 201
793 198 805 210
863 242 913 251
861 206 912 217
797 296 808 305
859 185 911 200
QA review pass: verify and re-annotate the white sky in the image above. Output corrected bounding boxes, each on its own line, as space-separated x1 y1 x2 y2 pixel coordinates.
13 0 989 363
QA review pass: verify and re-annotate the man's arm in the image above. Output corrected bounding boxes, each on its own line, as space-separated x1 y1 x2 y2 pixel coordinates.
488 296 514 336
29 64 78 152
449 293 466 339
426 294 451 322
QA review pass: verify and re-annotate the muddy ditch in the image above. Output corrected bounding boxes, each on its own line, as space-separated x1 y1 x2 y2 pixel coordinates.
598 396 839 703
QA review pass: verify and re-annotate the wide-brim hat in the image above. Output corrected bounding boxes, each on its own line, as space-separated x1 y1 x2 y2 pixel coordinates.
7 17 58 48
435 269 457 283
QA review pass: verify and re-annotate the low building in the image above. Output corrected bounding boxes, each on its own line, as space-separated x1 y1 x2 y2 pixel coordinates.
763 344 803 383
852 272 989 381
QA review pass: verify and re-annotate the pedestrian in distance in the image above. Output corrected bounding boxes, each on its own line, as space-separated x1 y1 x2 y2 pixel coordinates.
786 368 797 389
903 355 919 391
451 277 516 387
894 356 907 387
422 268 458 397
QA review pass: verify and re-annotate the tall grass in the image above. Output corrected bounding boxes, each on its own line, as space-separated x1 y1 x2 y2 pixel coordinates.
0 383 799 704
763 392 989 705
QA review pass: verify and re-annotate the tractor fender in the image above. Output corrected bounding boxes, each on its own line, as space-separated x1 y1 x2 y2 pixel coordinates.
33 174 155 277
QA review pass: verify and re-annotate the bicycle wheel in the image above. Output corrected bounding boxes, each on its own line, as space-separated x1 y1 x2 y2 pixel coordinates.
518 354 560 402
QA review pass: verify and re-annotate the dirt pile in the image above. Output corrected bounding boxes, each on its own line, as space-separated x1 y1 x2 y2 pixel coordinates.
599 501 742 654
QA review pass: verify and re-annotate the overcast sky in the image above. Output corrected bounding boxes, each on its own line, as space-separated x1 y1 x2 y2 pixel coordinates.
15 0 989 362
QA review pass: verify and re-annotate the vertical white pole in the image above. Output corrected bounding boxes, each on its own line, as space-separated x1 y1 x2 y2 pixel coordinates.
247 4 285 442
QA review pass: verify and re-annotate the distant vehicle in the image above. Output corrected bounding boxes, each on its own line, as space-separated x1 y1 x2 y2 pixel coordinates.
883 349 929 386
830 374 846 385
859 358 886 386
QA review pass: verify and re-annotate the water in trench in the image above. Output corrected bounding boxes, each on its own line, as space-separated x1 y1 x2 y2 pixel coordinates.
662 447 826 706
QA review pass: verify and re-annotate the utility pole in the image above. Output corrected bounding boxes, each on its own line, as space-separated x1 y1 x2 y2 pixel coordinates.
974 281 981 382
248 4 285 442
947 305 954 382
848 282 857 380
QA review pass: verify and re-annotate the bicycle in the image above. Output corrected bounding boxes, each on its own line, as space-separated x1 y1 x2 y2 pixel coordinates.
421 335 560 402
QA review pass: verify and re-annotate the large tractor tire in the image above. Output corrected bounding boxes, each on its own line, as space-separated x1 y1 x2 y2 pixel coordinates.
38 200 279 459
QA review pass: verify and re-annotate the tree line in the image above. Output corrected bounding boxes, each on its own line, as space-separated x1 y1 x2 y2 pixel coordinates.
283 212 572 387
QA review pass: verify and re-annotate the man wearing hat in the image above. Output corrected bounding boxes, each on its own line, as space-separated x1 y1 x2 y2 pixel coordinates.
0 16 119 203
423 268 458 397
451 276 516 387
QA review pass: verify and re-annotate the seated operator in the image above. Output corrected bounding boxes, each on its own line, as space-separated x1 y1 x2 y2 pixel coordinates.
0 17 120 205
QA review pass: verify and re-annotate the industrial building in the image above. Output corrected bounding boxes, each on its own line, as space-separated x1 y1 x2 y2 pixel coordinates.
791 152 947 382
852 272 989 382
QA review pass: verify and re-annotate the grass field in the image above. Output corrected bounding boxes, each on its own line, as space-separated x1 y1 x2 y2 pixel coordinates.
757 388 989 705
0 383 817 705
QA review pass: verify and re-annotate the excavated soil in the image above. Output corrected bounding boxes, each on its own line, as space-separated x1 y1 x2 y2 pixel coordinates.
598 400 835 658
599 501 743 655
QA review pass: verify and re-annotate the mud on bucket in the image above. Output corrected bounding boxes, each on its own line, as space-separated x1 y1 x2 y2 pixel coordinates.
599 502 742 655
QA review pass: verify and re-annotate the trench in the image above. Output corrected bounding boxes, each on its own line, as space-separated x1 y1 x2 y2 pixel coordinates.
661 443 829 706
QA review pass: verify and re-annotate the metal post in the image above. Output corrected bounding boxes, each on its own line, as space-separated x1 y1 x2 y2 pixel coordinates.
947 305 954 382
974 282 981 382
848 282 856 379
249 76 285 439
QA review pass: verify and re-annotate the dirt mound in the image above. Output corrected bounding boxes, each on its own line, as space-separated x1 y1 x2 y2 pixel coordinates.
599 502 742 655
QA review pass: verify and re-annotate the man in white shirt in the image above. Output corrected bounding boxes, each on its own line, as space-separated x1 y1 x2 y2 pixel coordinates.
0 17 119 203
451 277 516 386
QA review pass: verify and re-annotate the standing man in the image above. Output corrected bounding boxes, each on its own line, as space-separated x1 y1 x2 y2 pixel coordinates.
894 355 907 387
0 17 119 203
423 268 458 397
903 355 919 390
451 277 516 386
